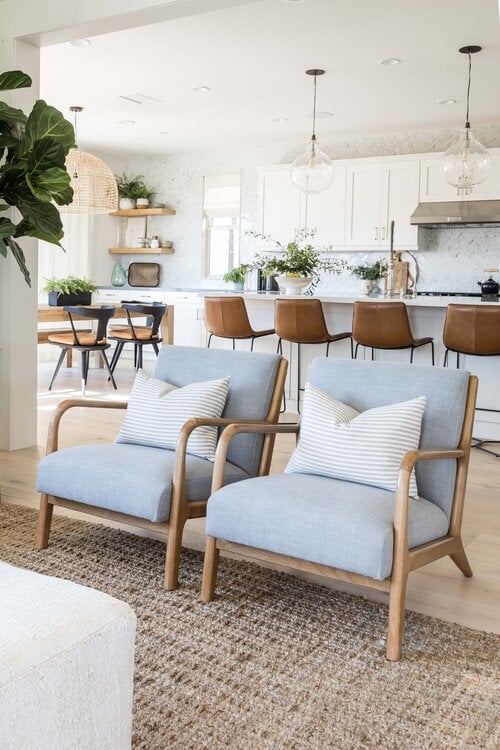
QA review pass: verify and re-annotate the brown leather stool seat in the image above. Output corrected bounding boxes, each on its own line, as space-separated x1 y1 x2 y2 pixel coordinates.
443 304 500 458
108 302 166 372
204 296 275 350
352 301 434 364
274 297 352 412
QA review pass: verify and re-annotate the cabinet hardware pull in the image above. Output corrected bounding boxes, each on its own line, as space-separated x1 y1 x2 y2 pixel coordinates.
381 226 387 240
374 227 379 241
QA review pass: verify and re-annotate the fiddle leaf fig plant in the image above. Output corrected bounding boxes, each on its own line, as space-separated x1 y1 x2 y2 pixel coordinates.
0 69 75 286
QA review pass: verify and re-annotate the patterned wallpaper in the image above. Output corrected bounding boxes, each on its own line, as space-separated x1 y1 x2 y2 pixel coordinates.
103 123 500 293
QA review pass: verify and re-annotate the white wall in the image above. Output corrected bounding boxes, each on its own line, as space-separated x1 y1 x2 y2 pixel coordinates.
110 123 500 294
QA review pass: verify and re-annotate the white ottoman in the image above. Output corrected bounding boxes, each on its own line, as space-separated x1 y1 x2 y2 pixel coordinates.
0 562 136 750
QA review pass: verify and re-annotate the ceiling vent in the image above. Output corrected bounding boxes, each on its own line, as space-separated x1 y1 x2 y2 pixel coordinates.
119 93 162 105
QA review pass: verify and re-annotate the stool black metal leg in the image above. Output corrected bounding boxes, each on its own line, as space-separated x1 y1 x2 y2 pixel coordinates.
371 347 375 361
138 345 143 370
297 343 301 414
276 338 282 355
430 341 435 366
326 340 331 357
232 338 235 351
152 342 160 356
109 341 125 377
250 337 255 352
456 351 460 369
48 347 68 391
410 347 414 363
350 337 354 359
207 333 213 348
443 348 449 367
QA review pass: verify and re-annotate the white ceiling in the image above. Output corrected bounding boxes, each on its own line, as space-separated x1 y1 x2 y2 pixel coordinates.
40 0 500 155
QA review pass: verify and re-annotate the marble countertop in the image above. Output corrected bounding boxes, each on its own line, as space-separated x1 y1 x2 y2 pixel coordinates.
197 291 499 308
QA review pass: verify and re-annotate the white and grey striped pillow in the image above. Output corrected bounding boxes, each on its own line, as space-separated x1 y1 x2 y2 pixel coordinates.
115 369 230 461
285 383 426 497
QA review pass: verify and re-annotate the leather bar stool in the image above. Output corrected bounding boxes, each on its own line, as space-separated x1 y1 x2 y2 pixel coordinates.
204 296 275 350
352 301 434 364
443 304 500 458
274 297 352 412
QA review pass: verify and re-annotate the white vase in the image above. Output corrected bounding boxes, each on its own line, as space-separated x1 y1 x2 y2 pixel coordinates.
136 198 149 208
119 197 136 210
277 275 313 295
361 279 375 296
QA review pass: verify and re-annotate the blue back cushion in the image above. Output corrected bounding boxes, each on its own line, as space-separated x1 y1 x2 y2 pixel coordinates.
154 346 281 476
309 358 470 518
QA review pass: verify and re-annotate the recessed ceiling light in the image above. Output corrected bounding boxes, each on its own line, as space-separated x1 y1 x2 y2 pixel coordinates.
160 131 169 135
70 38 91 47
306 111 333 119
118 120 135 125
273 117 288 123
192 86 210 93
379 57 402 66
438 98 457 105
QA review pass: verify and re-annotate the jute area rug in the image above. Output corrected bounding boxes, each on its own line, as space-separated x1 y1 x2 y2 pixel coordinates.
1 502 499 750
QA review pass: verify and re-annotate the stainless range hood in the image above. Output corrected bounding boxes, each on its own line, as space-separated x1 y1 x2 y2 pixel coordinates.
410 200 500 226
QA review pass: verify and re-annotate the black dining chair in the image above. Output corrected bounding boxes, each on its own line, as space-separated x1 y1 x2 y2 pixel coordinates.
47 305 117 396
108 302 167 372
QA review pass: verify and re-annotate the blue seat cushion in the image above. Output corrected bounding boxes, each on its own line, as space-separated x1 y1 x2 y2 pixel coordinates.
206 473 450 580
37 444 248 523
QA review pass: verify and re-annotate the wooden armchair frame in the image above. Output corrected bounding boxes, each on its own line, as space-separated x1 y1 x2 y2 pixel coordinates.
201 375 478 660
36 358 288 591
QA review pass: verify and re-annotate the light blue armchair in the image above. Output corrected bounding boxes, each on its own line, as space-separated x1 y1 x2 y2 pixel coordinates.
36 346 287 590
201 358 478 660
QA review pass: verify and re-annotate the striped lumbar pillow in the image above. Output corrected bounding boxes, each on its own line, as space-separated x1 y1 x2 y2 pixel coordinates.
285 383 426 497
115 369 230 461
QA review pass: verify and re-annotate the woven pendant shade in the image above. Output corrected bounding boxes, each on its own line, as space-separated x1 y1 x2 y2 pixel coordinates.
61 148 118 214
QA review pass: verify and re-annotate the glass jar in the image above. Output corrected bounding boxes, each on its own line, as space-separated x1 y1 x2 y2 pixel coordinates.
111 259 127 287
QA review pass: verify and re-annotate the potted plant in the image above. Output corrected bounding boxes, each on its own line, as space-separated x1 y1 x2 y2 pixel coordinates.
222 263 252 290
115 173 151 210
350 259 387 295
0 69 75 287
248 228 346 294
42 275 98 306
134 184 155 209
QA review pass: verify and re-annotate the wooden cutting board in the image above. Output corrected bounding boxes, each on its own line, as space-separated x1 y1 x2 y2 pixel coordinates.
128 262 161 287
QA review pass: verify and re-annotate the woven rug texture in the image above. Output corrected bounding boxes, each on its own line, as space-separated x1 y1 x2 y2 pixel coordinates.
1 502 499 750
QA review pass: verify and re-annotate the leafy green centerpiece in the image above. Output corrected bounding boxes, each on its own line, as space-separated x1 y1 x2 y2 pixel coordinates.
42 275 97 306
0 69 75 285
248 228 346 293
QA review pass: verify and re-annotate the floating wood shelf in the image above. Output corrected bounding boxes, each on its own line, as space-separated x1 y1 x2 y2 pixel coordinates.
108 247 175 255
110 208 176 217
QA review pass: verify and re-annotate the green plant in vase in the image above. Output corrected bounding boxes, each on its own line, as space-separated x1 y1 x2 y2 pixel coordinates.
350 259 387 295
247 228 346 294
223 263 252 289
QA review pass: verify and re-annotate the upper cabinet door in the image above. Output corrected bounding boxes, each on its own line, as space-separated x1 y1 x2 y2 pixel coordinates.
419 151 500 202
381 160 420 248
345 163 382 248
300 165 347 247
259 167 301 246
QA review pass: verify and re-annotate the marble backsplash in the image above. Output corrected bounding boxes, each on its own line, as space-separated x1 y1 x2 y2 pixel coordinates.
106 123 500 293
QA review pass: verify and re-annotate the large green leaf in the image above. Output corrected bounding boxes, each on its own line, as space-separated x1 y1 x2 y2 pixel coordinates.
6 237 31 285
0 100 27 126
0 71 32 92
23 100 75 157
15 199 63 244
26 167 72 204
27 137 65 175
0 216 17 239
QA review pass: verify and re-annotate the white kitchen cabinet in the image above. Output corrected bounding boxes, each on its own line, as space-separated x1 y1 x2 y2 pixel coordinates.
345 159 419 250
258 166 301 246
164 293 204 347
300 165 347 246
419 149 500 202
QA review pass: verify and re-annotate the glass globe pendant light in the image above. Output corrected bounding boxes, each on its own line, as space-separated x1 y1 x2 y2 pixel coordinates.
441 46 491 197
291 69 334 195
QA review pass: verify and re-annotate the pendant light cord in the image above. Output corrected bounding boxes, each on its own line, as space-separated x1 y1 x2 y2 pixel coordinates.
312 72 317 140
465 51 471 127
73 109 78 144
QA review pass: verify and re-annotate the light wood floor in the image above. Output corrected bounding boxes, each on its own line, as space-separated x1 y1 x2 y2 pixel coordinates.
1 359 499 635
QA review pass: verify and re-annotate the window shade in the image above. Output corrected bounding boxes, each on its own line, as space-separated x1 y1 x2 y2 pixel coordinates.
203 173 241 218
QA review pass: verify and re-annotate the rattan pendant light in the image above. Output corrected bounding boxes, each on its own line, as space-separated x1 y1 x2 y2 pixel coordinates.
60 106 118 214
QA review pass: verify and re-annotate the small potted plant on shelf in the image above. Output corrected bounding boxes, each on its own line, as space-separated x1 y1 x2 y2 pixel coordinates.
247 228 346 294
42 276 98 306
134 184 156 209
223 263 252 290
350 259 387 296
115 173 152 210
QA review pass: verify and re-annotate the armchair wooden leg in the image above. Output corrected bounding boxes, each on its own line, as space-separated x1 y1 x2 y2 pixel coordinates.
386 569 409 661
449 538 473 577
164 513 187 591
201 536 219 602
36 494 54 550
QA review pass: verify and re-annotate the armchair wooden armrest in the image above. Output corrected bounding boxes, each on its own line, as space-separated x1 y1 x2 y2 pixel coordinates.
210 422 300 493
46 399 128 454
